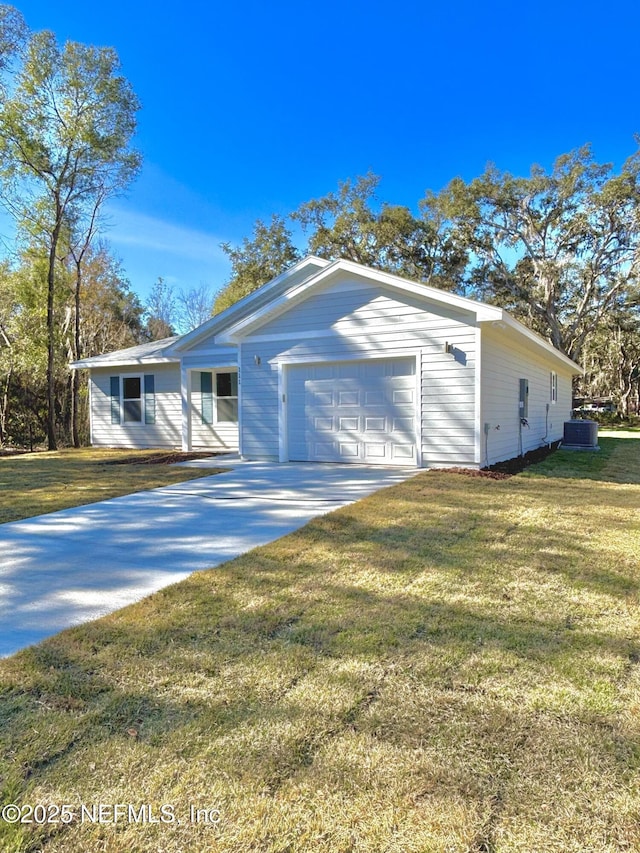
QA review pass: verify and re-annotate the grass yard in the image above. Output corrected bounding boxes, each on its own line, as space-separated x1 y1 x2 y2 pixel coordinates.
0 448 223 524
1 433 639 852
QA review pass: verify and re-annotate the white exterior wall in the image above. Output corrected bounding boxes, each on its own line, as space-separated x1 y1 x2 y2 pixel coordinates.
90 364 182 449
480 326 574 466
181 347 237 371
240 345 281 460
239 276 478 466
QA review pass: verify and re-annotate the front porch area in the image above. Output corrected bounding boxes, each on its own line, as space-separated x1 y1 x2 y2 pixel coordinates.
181 366 239 452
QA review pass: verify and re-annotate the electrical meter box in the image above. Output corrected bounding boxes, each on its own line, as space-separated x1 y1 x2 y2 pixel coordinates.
518 379 529 419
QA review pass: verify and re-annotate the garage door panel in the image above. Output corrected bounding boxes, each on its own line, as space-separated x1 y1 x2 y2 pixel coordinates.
392 444 415 460
392 360 415 376
339 442 360 458
393 417 414 433
392 389 414 404
313 366 335 380
314 416 334 431
364 390 385 405
362 361 386 378
313 441 336 458
338 390 360 406
339 417 359 431
364 417 386 432
365 443 386 458
288 358 417 466
311 390 334 406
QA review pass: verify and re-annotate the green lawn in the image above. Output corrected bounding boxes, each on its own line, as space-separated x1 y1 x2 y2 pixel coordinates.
1 435 639 852
0 448 222 525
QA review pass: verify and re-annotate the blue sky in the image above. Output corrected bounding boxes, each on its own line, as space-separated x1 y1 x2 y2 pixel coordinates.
8 0 640 302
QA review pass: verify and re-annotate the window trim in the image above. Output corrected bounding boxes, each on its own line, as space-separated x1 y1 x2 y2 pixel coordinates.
550 371 558 404
110 374 156 426
200 370 238 424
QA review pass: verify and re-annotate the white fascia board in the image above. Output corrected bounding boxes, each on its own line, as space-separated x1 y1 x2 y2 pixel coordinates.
173 255 331 353
216 259 503 343
336 260 504 320
70 356 180 370
484 314 583 374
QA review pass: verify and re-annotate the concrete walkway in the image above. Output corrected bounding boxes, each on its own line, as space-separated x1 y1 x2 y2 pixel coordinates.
0 460 418 657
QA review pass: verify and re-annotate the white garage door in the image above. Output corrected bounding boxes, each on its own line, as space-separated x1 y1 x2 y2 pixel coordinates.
287 358 417 465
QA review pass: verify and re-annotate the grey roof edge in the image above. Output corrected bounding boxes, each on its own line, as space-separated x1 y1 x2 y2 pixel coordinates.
70 336 181 369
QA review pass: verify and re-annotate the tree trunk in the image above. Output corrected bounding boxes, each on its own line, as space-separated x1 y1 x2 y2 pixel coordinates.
71 260 81 447
46 224 61 451
0 363 12 445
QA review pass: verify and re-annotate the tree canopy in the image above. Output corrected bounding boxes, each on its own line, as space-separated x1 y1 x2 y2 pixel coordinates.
217 146 640 415
434 144 640 361
215 215 301 314
0 10 141 447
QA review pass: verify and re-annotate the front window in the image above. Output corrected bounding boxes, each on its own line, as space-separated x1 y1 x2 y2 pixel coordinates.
201 371 238 424
216 372 238 422
123 377 142 422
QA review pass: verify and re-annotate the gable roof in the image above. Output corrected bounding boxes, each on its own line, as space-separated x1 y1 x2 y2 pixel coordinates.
70 256 581 375
70 336 180 369
172 255 330 354
213 258 581 373
214 259 502 344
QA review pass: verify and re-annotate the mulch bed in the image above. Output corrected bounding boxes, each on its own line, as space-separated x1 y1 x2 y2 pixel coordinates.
435 441 561 481
105 451 220 466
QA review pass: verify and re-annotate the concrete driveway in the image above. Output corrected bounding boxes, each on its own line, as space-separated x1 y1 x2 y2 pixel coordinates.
0 459 418 657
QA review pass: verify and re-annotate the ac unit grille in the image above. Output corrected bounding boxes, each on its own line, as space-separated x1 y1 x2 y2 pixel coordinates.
563 419 598 447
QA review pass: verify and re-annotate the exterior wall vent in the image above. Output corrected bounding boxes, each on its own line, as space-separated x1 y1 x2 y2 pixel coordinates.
562 419 599 451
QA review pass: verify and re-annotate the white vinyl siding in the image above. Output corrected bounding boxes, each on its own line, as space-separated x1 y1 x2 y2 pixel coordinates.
239 276 478 467
420 333 477 467
240 346 280 461
90 364 182 449
480 327 574 466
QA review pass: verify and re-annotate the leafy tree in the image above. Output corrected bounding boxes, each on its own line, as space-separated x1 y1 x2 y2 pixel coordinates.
0 18 141 448
1 248 61 447
0 4 26 78
215 177 468 315
215 215 300 314
69 242 145 443
292 173 466 289
436 144 640 360
77 243 145 357
0 259 17 442
0 241 144 447
580 303 640 416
